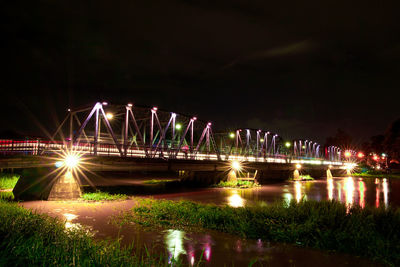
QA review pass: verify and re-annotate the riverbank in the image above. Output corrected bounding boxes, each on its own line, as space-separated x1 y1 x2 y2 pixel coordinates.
115 197 399 266
0 174 19 190
353 172 400 179
0 200 175 266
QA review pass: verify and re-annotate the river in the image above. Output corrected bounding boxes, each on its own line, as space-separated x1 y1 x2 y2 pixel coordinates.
21 176 395 266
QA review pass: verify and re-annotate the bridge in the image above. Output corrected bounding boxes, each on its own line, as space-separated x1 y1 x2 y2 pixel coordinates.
0 102 350 200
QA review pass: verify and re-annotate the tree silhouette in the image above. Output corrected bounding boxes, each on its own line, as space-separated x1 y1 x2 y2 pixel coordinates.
384 118 400 160
325 128 353 148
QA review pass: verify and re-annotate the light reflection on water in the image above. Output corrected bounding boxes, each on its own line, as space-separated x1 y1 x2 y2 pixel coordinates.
383 178 389 207
164 229 213 265
295 181 302 203
327 177 333 200
219 176 394 210
63 213 79 229
227 190 245 207
359 180 365 208
288 177 391 209
165 229 186 263
345 177 354 208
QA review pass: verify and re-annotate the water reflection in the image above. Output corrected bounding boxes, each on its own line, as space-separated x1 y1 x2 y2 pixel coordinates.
165 229 186 262
327 178 333 200
63 213 79 229
375 178 389 208
227 190 245 207
376 182 380 208
204 235 212 262
295 181 302 203
383 178 389 207
344 177 354 207
164 229 214 265
359 180 366 208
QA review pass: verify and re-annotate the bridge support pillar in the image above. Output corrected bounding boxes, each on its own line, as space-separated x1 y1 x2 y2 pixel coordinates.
13 167 59 200
13 167 81 201
227 170 237 182
48 171 81 200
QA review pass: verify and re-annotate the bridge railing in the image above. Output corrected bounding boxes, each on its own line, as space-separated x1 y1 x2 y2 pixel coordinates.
0 139 345 167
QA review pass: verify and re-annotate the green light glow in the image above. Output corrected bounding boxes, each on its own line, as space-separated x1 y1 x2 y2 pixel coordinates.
229 132 235 139
285 142 291 148
175 123 182 130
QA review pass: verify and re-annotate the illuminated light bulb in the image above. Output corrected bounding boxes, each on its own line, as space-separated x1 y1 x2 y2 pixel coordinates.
106 113 113 120
64 154 80 169
296 164 302 169
127 103 133 107
175 123 182 130
229 132 235 139
231 160 241 171
285 142 291 148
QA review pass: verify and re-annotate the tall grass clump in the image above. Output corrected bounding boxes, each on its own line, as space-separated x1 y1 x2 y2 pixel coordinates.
82 191 128 201
116 198 400 266
214 180 260 188
0 200 173 266
0 174 19 190
0 191 14 201
352 172 400 179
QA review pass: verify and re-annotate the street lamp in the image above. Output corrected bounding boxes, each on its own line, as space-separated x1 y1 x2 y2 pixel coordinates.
106 113 113 120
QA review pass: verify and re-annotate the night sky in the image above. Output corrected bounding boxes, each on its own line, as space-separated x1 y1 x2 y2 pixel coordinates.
1 1 400 144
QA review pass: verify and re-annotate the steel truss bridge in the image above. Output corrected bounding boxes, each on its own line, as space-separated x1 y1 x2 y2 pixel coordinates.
0 102 343 167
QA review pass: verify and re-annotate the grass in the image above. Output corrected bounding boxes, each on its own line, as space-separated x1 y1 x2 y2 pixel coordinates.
81 191 129 201
143 179 177 185
0 199 184 266
213 180 261 188
353 172 400 179
0 191 14 201
0 173 19 190
115 198 400 266
291 174 314 181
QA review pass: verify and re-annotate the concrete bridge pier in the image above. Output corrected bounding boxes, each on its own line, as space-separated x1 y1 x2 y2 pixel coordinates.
13 167 81 200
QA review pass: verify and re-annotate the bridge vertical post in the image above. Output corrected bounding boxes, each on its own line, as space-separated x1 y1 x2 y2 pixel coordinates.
94 106 99 156
69 111 73 149
245 129 250 158
264 132 269 157
190 121 194 156
206 123 211 155
150 108 155 152
124 106 129 156
172 114 176 150
256 130 260 161
235 130 239 156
